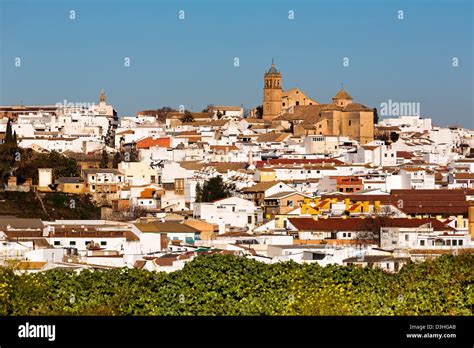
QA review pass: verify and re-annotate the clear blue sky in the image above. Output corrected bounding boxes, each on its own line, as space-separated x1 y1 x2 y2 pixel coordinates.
0 0 472 127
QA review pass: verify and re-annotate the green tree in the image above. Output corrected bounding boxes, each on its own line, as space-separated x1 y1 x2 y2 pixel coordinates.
128 145 139 162
99 150 109 168
180 110 194 123
112 152 122 169
390 132 399 143
216 111 223 119
0 143 18 186
201 104 214 113
373 108 379 124
4 119 14 144
195 182 203 203
255 105 263 118
14 151 80 184
200 176 229 202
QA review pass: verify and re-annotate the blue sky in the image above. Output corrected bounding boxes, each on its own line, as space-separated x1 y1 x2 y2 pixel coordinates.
0 0 472 127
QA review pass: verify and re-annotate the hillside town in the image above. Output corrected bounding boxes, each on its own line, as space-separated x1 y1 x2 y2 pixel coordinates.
1 61 473 274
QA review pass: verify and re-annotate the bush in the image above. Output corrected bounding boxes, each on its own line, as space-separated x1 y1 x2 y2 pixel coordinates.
0 254 472 316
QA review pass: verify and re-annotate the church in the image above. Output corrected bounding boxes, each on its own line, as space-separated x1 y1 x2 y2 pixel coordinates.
261 60 374 144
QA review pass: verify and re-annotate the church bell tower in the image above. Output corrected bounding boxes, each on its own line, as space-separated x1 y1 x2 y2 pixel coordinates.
262 59 282 120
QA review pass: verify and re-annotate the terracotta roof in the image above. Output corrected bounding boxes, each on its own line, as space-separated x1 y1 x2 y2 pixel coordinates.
241 181 283 193
209 105 242 111
362 145 379 150
167 111 213 120
190 120 228 127
321 103 343 111
83 168 124 175
139 188 163 198
322 189 474 215
288 217 451 232
134 260 146 269
0 217 44 230
453 173 474 180
256 132 290 143
116 129 135 135
343 103 372 112
333 88 353 100
265 191 304 200
57 177 83 184
210 145 239 152
134 221 200 233
256 158 345 167
278 105 325 121
397 151 414 159
136 137 170 149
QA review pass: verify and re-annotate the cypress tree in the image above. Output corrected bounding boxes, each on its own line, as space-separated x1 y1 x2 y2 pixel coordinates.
5 118 13 144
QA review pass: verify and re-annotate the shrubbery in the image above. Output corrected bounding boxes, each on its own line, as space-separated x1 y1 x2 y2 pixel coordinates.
0 254 472 316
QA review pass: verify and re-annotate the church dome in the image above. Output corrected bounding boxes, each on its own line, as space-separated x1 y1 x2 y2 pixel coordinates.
265 59 280 75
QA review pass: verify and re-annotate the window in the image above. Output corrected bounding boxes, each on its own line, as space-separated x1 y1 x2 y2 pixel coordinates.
248 216 252 224
287 200 294 207
151 175 156 183
296 101 300 105
348 120 352 126
100 241 107 246
452 240 457 246
459 240 463 246
348 233 351 238
405 234 409 241
91 176 95 180
54 241 60 246
174 178 185 195
70 241 76 246
75 185 79 188
420 240 425 246
343 233 347 237
282 102 286 107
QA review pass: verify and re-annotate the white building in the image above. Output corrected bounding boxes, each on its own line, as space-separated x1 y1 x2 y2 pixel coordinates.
193 197 262 234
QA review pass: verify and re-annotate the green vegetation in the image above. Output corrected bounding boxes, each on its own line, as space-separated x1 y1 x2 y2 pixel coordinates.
0 143 80 186
0 191 100 220
99 149 109 168
0 254 472 316
195 176 230 203
180 110 194 123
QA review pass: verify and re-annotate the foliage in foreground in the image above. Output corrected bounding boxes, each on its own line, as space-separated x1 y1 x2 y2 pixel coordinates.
0 254 472 316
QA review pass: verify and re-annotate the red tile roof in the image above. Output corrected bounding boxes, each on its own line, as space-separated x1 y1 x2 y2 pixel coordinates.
288 217 452 232
136 137 170 149
397 151 414 159
256 158 345 168
322 189 474 215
